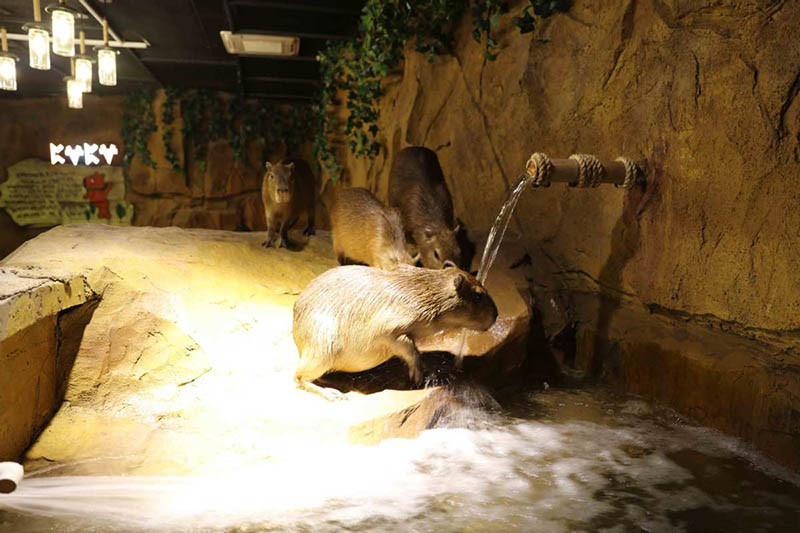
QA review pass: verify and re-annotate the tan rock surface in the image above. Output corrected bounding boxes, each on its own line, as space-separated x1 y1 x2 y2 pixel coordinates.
335 0 800 336
1 225 527 474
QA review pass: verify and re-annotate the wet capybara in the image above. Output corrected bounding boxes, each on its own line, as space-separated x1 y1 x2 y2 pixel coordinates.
388 147 462 269
329 187 416 270
261 159 315 248
292 264 498 389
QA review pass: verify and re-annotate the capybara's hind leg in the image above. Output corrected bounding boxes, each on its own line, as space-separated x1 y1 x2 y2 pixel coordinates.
303 211 316 236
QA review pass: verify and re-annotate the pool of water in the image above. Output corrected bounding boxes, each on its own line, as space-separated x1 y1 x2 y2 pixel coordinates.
1 386 798 532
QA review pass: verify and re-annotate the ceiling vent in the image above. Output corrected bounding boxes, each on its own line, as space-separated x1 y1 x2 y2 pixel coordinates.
219 31 299 57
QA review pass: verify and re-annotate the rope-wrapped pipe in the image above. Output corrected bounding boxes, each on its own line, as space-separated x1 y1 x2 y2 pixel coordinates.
524 152 643 188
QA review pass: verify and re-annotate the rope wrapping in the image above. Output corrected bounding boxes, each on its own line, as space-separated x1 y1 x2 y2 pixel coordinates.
525 152 554 188
569 153 604 188
615 157 639 189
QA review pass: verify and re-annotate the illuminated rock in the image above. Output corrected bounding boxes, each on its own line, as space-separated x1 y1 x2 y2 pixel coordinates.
0 225 528 475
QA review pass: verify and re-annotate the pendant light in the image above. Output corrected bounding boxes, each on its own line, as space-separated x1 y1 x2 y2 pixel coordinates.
23 0 50 70
47 0 77 57
66 58 82 108
96 19 117 86
0 28 19 91
74 30 92 92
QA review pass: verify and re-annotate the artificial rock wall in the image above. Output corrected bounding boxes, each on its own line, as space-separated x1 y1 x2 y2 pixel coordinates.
333 0 800 467
0 91 311 259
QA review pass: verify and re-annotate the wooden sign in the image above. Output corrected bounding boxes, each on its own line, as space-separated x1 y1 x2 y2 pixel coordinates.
0 158 134 227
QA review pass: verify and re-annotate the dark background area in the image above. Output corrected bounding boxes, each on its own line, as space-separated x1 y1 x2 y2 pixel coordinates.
0 0 364 100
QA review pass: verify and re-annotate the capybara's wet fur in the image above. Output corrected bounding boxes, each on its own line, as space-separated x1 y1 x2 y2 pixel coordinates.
389 147 462 269
292 265 498 387
261 159 315 248
330 187 416 270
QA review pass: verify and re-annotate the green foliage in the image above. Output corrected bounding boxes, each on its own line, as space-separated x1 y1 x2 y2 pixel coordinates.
121 89 157 171
471 0 508 61
313 0 469 179
161 86 182 173
122 88 315 175
512 0 572 34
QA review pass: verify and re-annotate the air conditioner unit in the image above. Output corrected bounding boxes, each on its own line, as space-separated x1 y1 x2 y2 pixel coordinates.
220 31 299 57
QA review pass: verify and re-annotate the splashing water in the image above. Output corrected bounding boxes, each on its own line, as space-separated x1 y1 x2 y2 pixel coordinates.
1 388 798 532
456 174 532 361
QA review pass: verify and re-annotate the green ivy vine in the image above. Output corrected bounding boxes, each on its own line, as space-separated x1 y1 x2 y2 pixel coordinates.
121 1 572 181
312 0 571 179
121 89 157 171
122 87 315 175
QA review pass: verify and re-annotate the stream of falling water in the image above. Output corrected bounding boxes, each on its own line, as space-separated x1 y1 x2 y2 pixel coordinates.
1 387 798 532
456 173 532 361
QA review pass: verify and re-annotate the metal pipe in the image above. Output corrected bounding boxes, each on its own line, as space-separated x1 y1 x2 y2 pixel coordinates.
77 0 121 43
4 31 148 48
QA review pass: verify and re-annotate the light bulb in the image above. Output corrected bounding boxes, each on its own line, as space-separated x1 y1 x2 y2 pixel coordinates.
51 9 75 57
67 78 83 108
0 56 16 91
28 27 50 70
75 57 92 92
97 48 116 86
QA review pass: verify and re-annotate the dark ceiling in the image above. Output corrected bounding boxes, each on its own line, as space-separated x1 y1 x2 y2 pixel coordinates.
0 0 364 100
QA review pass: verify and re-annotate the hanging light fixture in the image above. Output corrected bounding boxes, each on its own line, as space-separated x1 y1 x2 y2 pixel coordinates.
23 0 50 70
46 0 81 57
0 28 19 91
65 58 82 108
74 30 92 92
96 18 117 86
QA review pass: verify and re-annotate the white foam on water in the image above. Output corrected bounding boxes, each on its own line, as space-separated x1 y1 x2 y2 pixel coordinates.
1 390 799 532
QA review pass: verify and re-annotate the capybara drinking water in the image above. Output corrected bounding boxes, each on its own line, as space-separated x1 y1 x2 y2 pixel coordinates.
292 264 498 391
329 187 416 270
388 146 462 269
261 159 315 248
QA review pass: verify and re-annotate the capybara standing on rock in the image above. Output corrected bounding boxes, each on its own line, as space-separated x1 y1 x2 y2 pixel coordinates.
292 264 497 393
261 159 315 248
389 146 462 269
330 187 416 270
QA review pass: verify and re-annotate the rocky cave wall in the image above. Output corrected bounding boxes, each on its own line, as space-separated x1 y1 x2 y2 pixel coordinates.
0 91 313 259
331 0 800 466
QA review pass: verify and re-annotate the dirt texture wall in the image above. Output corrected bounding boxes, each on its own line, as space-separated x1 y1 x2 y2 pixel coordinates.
336 0 800 340
331 0 800 467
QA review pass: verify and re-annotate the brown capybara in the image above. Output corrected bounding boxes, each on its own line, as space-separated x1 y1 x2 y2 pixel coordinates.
292 264 498 390
261 159 315 248
388 146 462 269
329 187 416 270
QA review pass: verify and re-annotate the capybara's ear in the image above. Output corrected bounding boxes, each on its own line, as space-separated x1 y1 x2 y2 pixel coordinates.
453 272 467 293
286 162 295 173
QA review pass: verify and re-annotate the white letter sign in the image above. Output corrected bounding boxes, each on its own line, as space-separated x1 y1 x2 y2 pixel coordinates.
48 142 118 166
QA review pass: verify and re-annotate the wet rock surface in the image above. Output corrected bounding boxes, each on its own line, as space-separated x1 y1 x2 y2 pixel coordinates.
0 225 530 473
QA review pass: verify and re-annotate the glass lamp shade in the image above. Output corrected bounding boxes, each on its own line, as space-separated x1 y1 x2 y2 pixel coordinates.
28 27 50 70
67 78 83 108
97 48 116 86
75 57 92 92
0 56 17 91
51 9 75 57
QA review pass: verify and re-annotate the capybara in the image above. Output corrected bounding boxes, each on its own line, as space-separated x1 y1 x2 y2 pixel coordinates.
292 264 498 390
329 187 416 270
388 147 462 268
261 159 315 248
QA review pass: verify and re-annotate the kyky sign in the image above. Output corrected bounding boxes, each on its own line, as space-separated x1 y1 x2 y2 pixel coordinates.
50 143 119 166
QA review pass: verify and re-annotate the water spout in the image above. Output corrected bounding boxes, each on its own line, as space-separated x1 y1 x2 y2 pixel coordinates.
0 462 24 494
